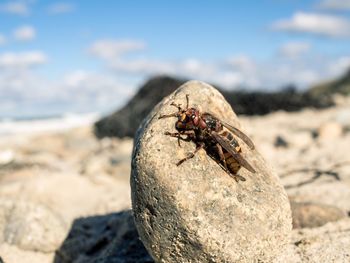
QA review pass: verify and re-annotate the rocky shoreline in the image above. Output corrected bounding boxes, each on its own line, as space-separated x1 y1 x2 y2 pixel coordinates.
0 86 349 262
94 76 334 139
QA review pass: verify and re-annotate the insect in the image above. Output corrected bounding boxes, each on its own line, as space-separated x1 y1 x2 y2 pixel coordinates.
158 94 256 182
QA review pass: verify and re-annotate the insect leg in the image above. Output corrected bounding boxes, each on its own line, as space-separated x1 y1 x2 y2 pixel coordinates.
216 143 228 170
185 94 189 108
164 131 182 137
164 131 193 147
158 112 178 119
231 173 246 182
164 131 194 138
164 132 184 147
176 142 204 166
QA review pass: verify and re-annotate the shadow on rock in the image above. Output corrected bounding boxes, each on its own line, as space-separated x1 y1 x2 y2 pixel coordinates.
54 210 153 263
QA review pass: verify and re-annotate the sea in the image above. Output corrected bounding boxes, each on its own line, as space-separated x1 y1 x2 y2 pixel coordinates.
0 112 100 137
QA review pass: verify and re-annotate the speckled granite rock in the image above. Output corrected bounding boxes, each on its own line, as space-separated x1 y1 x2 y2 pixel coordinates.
131 81 292 263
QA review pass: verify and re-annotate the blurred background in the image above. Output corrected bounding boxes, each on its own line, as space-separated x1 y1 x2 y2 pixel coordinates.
0 0 349 122
1 1 350 263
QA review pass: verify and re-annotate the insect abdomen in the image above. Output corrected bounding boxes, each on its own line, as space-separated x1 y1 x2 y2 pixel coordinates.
220 130 242 174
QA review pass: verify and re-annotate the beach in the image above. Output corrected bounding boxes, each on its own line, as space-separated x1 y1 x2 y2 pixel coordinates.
0 98 350 262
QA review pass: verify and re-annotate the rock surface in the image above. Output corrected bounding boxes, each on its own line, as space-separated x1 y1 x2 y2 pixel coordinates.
274 218 350 263
131 81 292 262
290 201 346 228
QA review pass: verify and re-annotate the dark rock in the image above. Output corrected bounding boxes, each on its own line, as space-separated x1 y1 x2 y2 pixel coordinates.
94 76 334 139
274 135 289 148
94 76 185 138
309 67 350 97
54 210 153 263
221 85 333 116
131 81 292 262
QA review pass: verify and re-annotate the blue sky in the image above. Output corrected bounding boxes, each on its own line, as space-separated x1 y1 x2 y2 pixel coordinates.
1 0 350 118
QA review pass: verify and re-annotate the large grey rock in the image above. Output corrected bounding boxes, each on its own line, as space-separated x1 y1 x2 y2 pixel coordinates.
131 81 292 263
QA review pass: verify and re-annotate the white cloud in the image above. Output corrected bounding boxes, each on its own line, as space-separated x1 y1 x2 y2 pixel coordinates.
2 35 350 118
278 42 311 58
13 25 36 41
89 39 146 59
226 55 256 71
48 2 74 14
110 58 224 83
0 34 7 45
0 1 30 16
0 68 134 118
328 56 350 76
1 54 349 118
110 59 175 75
0 51 47 68
109 58 248 88
64 70 88 87
87 38 350 89
318 0 350 10
62 70 134 97
107 53 350 89
272 12 350 38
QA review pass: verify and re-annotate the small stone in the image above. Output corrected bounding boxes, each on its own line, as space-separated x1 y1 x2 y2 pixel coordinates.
317 122 343 139
0 243 53 263
0 198 66 253
131 81 292 263
274 135 289 148
290 201 346 229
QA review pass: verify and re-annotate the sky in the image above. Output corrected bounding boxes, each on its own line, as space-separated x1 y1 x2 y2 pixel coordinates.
1 0 350 118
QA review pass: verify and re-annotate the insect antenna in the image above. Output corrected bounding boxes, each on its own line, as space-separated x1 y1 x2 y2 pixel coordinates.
170 102 183 112
185 94 189 109
158 112 178 119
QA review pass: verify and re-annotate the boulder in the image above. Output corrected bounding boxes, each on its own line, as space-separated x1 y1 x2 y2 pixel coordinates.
131 81 292 262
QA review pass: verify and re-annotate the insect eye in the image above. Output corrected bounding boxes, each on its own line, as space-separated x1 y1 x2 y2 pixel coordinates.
191 115 195 119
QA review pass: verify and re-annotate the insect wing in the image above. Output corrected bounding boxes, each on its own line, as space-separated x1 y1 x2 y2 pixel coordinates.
220 121 255 150
212 131 256 173
204 112 255 150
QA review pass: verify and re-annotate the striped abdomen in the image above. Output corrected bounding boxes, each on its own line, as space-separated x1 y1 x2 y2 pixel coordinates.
219 130 242 174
